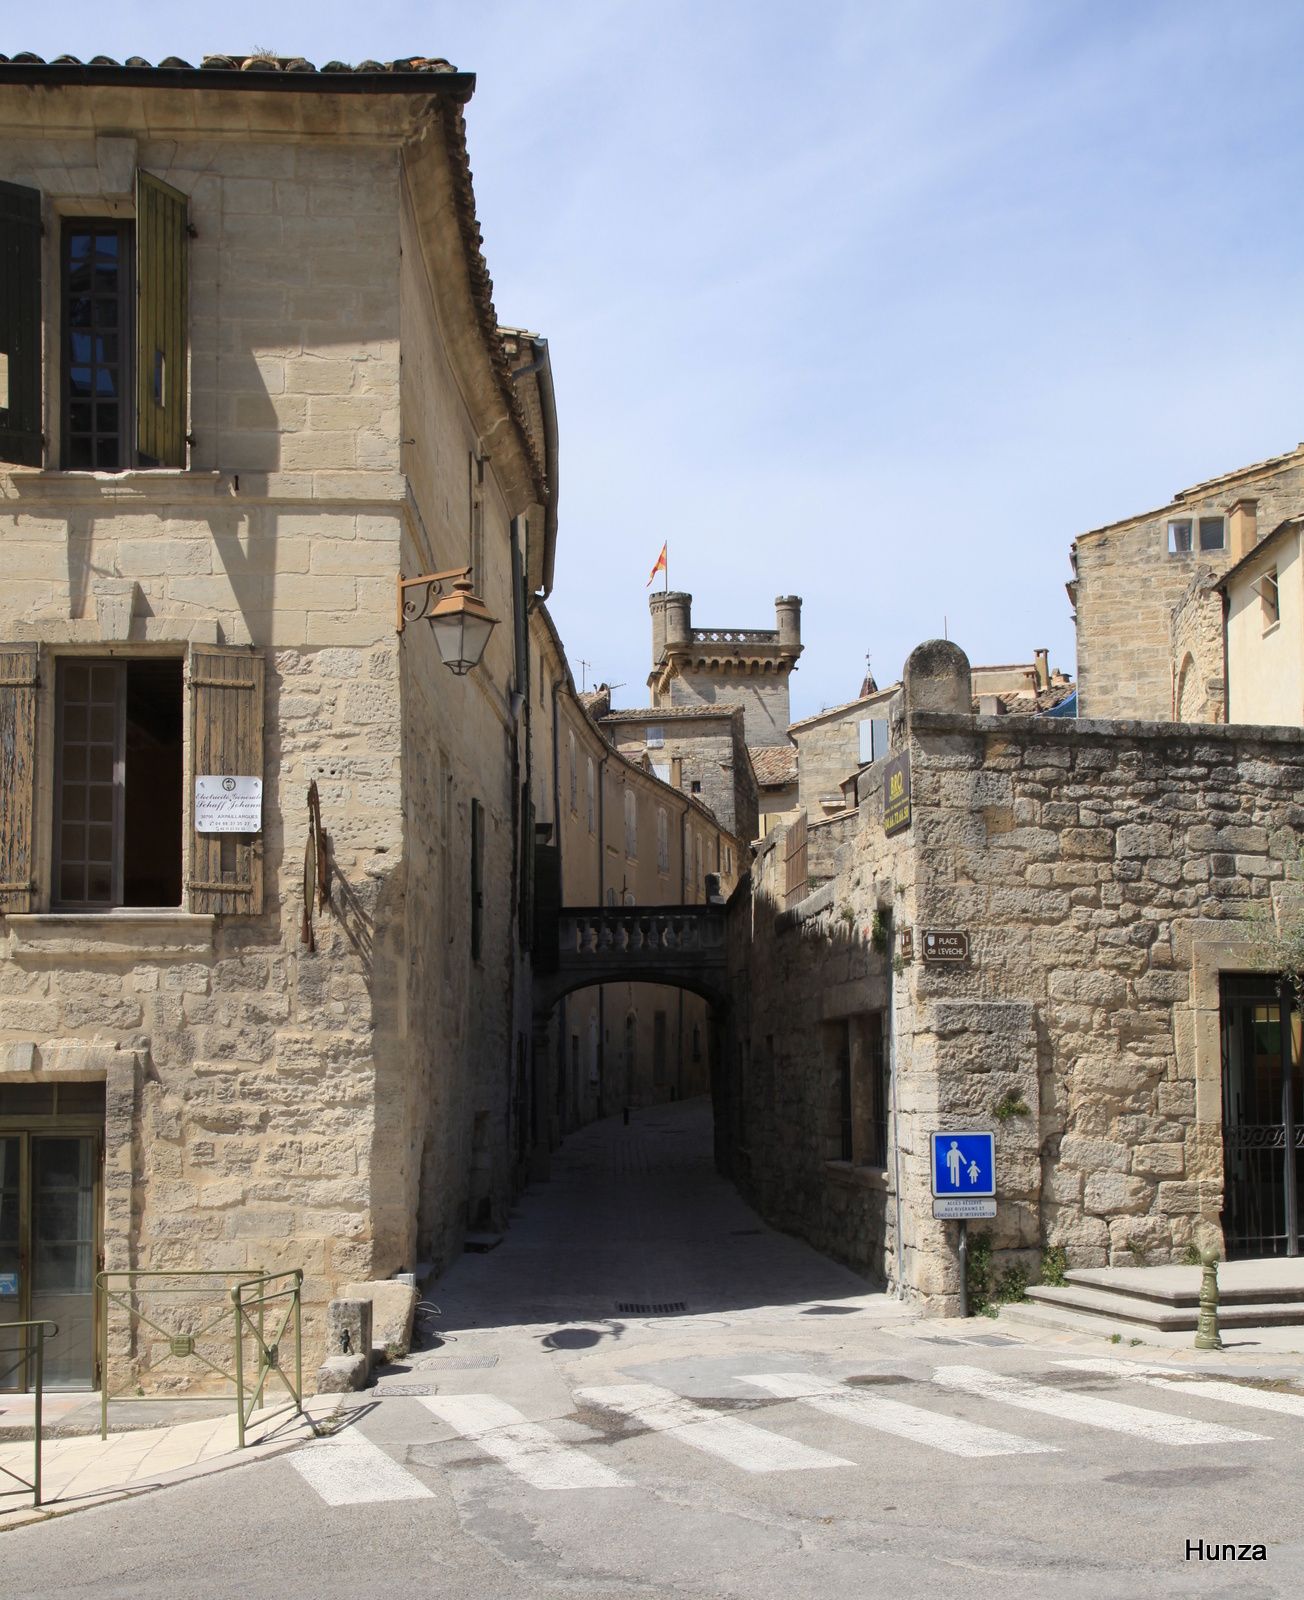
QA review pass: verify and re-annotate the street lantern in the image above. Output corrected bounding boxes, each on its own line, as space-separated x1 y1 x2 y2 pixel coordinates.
428 578 499 676
395 567 500 675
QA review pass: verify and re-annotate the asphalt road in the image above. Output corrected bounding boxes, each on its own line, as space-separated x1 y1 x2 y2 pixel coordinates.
8 1101 1304 1599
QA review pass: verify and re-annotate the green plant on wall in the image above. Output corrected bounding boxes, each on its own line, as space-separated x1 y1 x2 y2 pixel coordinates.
966 1231 1031 1316
1242 849 1304 998
1041 1244 1068 1287
870 910 889 954
993 1090 1030 1122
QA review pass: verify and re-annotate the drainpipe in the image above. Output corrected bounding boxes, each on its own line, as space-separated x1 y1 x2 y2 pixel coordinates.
886 906 905 1299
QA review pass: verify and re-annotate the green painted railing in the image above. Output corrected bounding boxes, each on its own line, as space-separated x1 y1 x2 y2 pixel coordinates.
0 1320 58 1507
97 1268 302 1445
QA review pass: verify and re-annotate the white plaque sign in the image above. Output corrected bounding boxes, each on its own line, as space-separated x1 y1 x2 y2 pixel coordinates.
933 1197 997 1220
195 775 263 834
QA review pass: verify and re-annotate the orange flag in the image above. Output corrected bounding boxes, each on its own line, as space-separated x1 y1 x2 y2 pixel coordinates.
646 542 668 588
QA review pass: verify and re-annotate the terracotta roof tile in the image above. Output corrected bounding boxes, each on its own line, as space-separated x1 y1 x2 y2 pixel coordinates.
0 51 463 75
749 745 798 786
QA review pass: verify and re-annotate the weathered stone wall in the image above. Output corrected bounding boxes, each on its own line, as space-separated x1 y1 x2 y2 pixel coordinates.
726 640 1304 1312
0 103 537 1381
1170 568 1225 723
1074 453 1304 721
792 692 894 820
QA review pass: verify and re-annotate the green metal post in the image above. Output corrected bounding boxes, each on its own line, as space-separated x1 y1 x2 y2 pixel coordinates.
32 1324 43 1509
1194 1250 1223 1351
232 1284 246 1450
99 1274 108 1441
294 1269 303 1417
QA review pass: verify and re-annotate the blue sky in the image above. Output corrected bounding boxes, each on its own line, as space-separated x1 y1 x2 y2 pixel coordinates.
18 3 1304 716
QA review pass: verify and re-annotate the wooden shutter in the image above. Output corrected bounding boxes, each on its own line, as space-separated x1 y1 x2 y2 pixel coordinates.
188 646 264 915
0 182 42 467
0 645 38 911
135 170 188 468
471 798 485 961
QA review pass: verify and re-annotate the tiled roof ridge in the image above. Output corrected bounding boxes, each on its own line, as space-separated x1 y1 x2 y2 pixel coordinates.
600 705 740 721
1075 441 1304 544
0 50 463 75
435 100 547 507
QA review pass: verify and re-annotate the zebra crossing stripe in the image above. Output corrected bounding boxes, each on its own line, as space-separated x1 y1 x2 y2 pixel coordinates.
932 1365 1266 1446
740 1372 1055 1458
1058 1358 1304 1420
419 1394 630 1490
286 1433 435 1506
574 1381 853 1473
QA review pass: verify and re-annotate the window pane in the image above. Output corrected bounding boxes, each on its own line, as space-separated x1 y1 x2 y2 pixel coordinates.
59 865 84 901
88 746 112 782
1168 520 1192 553
1199 517 1225 551
87 863 111 901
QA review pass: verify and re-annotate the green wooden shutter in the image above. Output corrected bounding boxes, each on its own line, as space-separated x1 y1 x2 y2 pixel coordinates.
136 170 188 468
0 182 43 467
188 645 264 915
0 645 39 911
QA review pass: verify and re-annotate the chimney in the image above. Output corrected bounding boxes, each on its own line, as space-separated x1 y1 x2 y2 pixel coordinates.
1228 498 1258 560
1033 648 1049 691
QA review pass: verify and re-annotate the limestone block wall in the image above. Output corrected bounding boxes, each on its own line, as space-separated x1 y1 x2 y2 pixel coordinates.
0 109 532 1378
1074 455 1304 721
1170 568 1225 724
726 651 1304 1312
793 692 893 817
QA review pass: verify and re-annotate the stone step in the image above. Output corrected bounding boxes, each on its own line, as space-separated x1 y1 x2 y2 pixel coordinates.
997 1300 1175 1342
1025 1282 1304 1330
1062 1268 1304 1308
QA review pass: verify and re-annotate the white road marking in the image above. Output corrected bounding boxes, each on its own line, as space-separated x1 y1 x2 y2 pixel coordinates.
286 1433 434 1506
932 1365 1266 1446
1058 1358 1304 1420
740 1372 1055 1458
574 1381 852 1473
420 1393 630 1490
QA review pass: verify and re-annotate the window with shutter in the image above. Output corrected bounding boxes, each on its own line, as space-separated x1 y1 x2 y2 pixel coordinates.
188 645 264 915
135 171 189 469
0 182 43 468
0 645 39 911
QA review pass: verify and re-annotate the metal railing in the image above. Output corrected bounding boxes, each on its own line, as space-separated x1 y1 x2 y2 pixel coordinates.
232 1271 303 1449
97 1268 302 1445
0 1320 57 1507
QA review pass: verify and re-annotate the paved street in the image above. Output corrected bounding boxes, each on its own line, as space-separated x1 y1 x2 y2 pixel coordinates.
9 1100 1304 1598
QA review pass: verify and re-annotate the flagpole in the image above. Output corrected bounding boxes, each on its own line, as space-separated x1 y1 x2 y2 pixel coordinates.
664 542 669 593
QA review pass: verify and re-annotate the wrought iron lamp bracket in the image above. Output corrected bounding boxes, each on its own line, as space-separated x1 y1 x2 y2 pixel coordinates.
396 566 474 634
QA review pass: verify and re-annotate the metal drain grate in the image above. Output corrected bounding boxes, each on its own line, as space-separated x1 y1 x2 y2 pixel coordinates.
616 1301 687 1316
373 1381 437 1396
415 1353 499 1371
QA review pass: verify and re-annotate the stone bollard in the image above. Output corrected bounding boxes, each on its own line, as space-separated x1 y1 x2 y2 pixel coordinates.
316 1298 373 1393
1194 1250 1223 1351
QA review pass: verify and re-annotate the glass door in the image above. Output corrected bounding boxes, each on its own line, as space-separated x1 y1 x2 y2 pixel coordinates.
0 1132 100 1390
1221 975 1303 1258
0 1137 22 1388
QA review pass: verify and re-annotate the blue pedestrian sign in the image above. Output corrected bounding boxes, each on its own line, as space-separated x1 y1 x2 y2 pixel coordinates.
931 1131 995 1198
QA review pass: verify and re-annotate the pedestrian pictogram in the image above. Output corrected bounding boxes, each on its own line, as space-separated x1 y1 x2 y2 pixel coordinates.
930 1131 995 1198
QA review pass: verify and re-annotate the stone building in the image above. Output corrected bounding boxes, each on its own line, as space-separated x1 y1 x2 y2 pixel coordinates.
1070 441 1304 720
0 52 554 1387
646 590 800 831
722 638 1304 1311
527 604 741 1153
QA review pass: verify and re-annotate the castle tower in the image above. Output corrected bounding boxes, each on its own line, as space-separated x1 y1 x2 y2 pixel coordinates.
647 590 803 748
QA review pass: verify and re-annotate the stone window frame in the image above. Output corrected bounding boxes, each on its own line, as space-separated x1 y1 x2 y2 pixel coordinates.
1167 515 1225 556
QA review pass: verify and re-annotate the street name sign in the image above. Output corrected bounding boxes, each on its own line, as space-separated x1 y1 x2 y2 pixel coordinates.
923 930 968 963
930 1130 995 1198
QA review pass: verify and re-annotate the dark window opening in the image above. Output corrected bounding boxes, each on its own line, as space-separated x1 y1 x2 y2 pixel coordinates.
62 220 133 471
54 659 183 909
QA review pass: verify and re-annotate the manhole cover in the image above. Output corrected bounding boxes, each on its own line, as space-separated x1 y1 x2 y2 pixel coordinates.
373 1382 437 1397
965 1334 1017 1347
616 1302 687 1315
415 1353 499 1371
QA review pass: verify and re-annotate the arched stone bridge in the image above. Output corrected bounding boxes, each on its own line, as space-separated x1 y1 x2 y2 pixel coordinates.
533 905 728 1015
